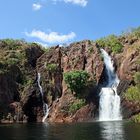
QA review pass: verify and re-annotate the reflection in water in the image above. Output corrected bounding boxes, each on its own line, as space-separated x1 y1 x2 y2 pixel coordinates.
100 121 124 140
1 121 140 140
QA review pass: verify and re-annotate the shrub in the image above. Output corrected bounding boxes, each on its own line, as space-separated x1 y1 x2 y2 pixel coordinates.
122 26 140 38
5 58 19 65
64 70 89 96
46 63 57 72
131 113 140 123
69 99 86 114
134 72 140 85
2 39 23 50
96 35 123 53
88 47 94 53
123 86 140 101
131 27 140 38
96 38 106 48
136 59 140 65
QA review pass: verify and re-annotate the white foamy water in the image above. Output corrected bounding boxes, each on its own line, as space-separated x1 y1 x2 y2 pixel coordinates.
99 49 122 121
37 73 49 122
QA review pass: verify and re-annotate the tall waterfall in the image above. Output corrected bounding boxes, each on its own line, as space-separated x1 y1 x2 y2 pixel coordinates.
37 73 49 122
99 49 122 121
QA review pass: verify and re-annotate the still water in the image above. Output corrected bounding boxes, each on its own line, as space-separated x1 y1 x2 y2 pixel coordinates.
0 121 140 140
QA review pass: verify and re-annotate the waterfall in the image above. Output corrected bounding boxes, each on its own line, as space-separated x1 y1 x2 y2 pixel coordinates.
37 73 49 122
99 49 122 121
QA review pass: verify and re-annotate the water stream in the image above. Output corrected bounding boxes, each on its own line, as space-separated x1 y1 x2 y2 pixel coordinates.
99 49 122 121
37 73 49 122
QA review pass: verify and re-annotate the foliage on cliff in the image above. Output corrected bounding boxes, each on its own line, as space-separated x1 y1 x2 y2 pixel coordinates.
0 26 140 123
122 26 140 38
131 113 140 123
123 72 140 102
64 70 90 97
69 99 86 114
95 35 124 53
0 39 45 121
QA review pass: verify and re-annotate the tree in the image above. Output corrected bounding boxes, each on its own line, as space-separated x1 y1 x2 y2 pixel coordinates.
64 70 89 97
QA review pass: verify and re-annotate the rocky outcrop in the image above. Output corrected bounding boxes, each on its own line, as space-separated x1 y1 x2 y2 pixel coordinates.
0 37 140 123
35 40 103 122
116 40 140 119
0 66 21 117
0 41 44 122
122 99 140 118
72 103 95 122
118 46 140 81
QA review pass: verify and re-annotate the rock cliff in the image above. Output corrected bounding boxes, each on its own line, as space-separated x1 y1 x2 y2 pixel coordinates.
0 31 140 123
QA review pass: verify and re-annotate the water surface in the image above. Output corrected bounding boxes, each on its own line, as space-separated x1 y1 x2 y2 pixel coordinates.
0 121 140 140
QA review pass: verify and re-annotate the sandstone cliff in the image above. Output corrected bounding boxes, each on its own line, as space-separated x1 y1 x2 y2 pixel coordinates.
0 30 140 123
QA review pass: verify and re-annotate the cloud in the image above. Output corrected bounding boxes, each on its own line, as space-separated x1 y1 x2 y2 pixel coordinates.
35 42 48 47
64 0 88 7
25 30 76 44
53 0 88 7
32 3 42 11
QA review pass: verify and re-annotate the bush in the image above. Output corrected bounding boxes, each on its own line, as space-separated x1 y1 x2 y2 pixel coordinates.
6 58 19 65
122 26 140 38
131 113 140 123
88 47 94 53
134 72 140 85
64 70 89 96
124 86 140 101
46 63 57 72
69 99 86 114
96 35 123 53
2 39 24 50
131 27 140 38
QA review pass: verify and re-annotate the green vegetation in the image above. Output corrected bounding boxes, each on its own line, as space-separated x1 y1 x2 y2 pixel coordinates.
122 26 140 38
46 63 57 72
123 72 140 101
64 70 89 96
131 113 140 123
0 39 26 50
132 27 140 37
96 35 123 53
132 45 140 51
0 50 26 68
123 86 140 101
0 39 27 71
88 46 94 53
22 77 33 86
134 72 140 85
69 99 86 114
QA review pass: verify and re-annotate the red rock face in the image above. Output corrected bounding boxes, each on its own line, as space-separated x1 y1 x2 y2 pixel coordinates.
122 99 140 118
35 40 104 123
72 103 96 122
0 43 44 123
24 39 140 122
118 47 140 81
0 39 140 123
0 67 20 116
116 41 140 119
61 41 103 83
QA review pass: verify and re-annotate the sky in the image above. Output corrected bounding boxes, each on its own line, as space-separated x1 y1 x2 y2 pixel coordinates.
0 0 140 46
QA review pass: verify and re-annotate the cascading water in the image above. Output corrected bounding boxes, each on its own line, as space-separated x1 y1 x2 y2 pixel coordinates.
99 49 122 121
37 73 49 122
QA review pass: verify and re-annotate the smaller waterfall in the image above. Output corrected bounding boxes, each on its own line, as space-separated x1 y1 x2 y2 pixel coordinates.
37 73 49 122
99 49 122 121
42 104 49 123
